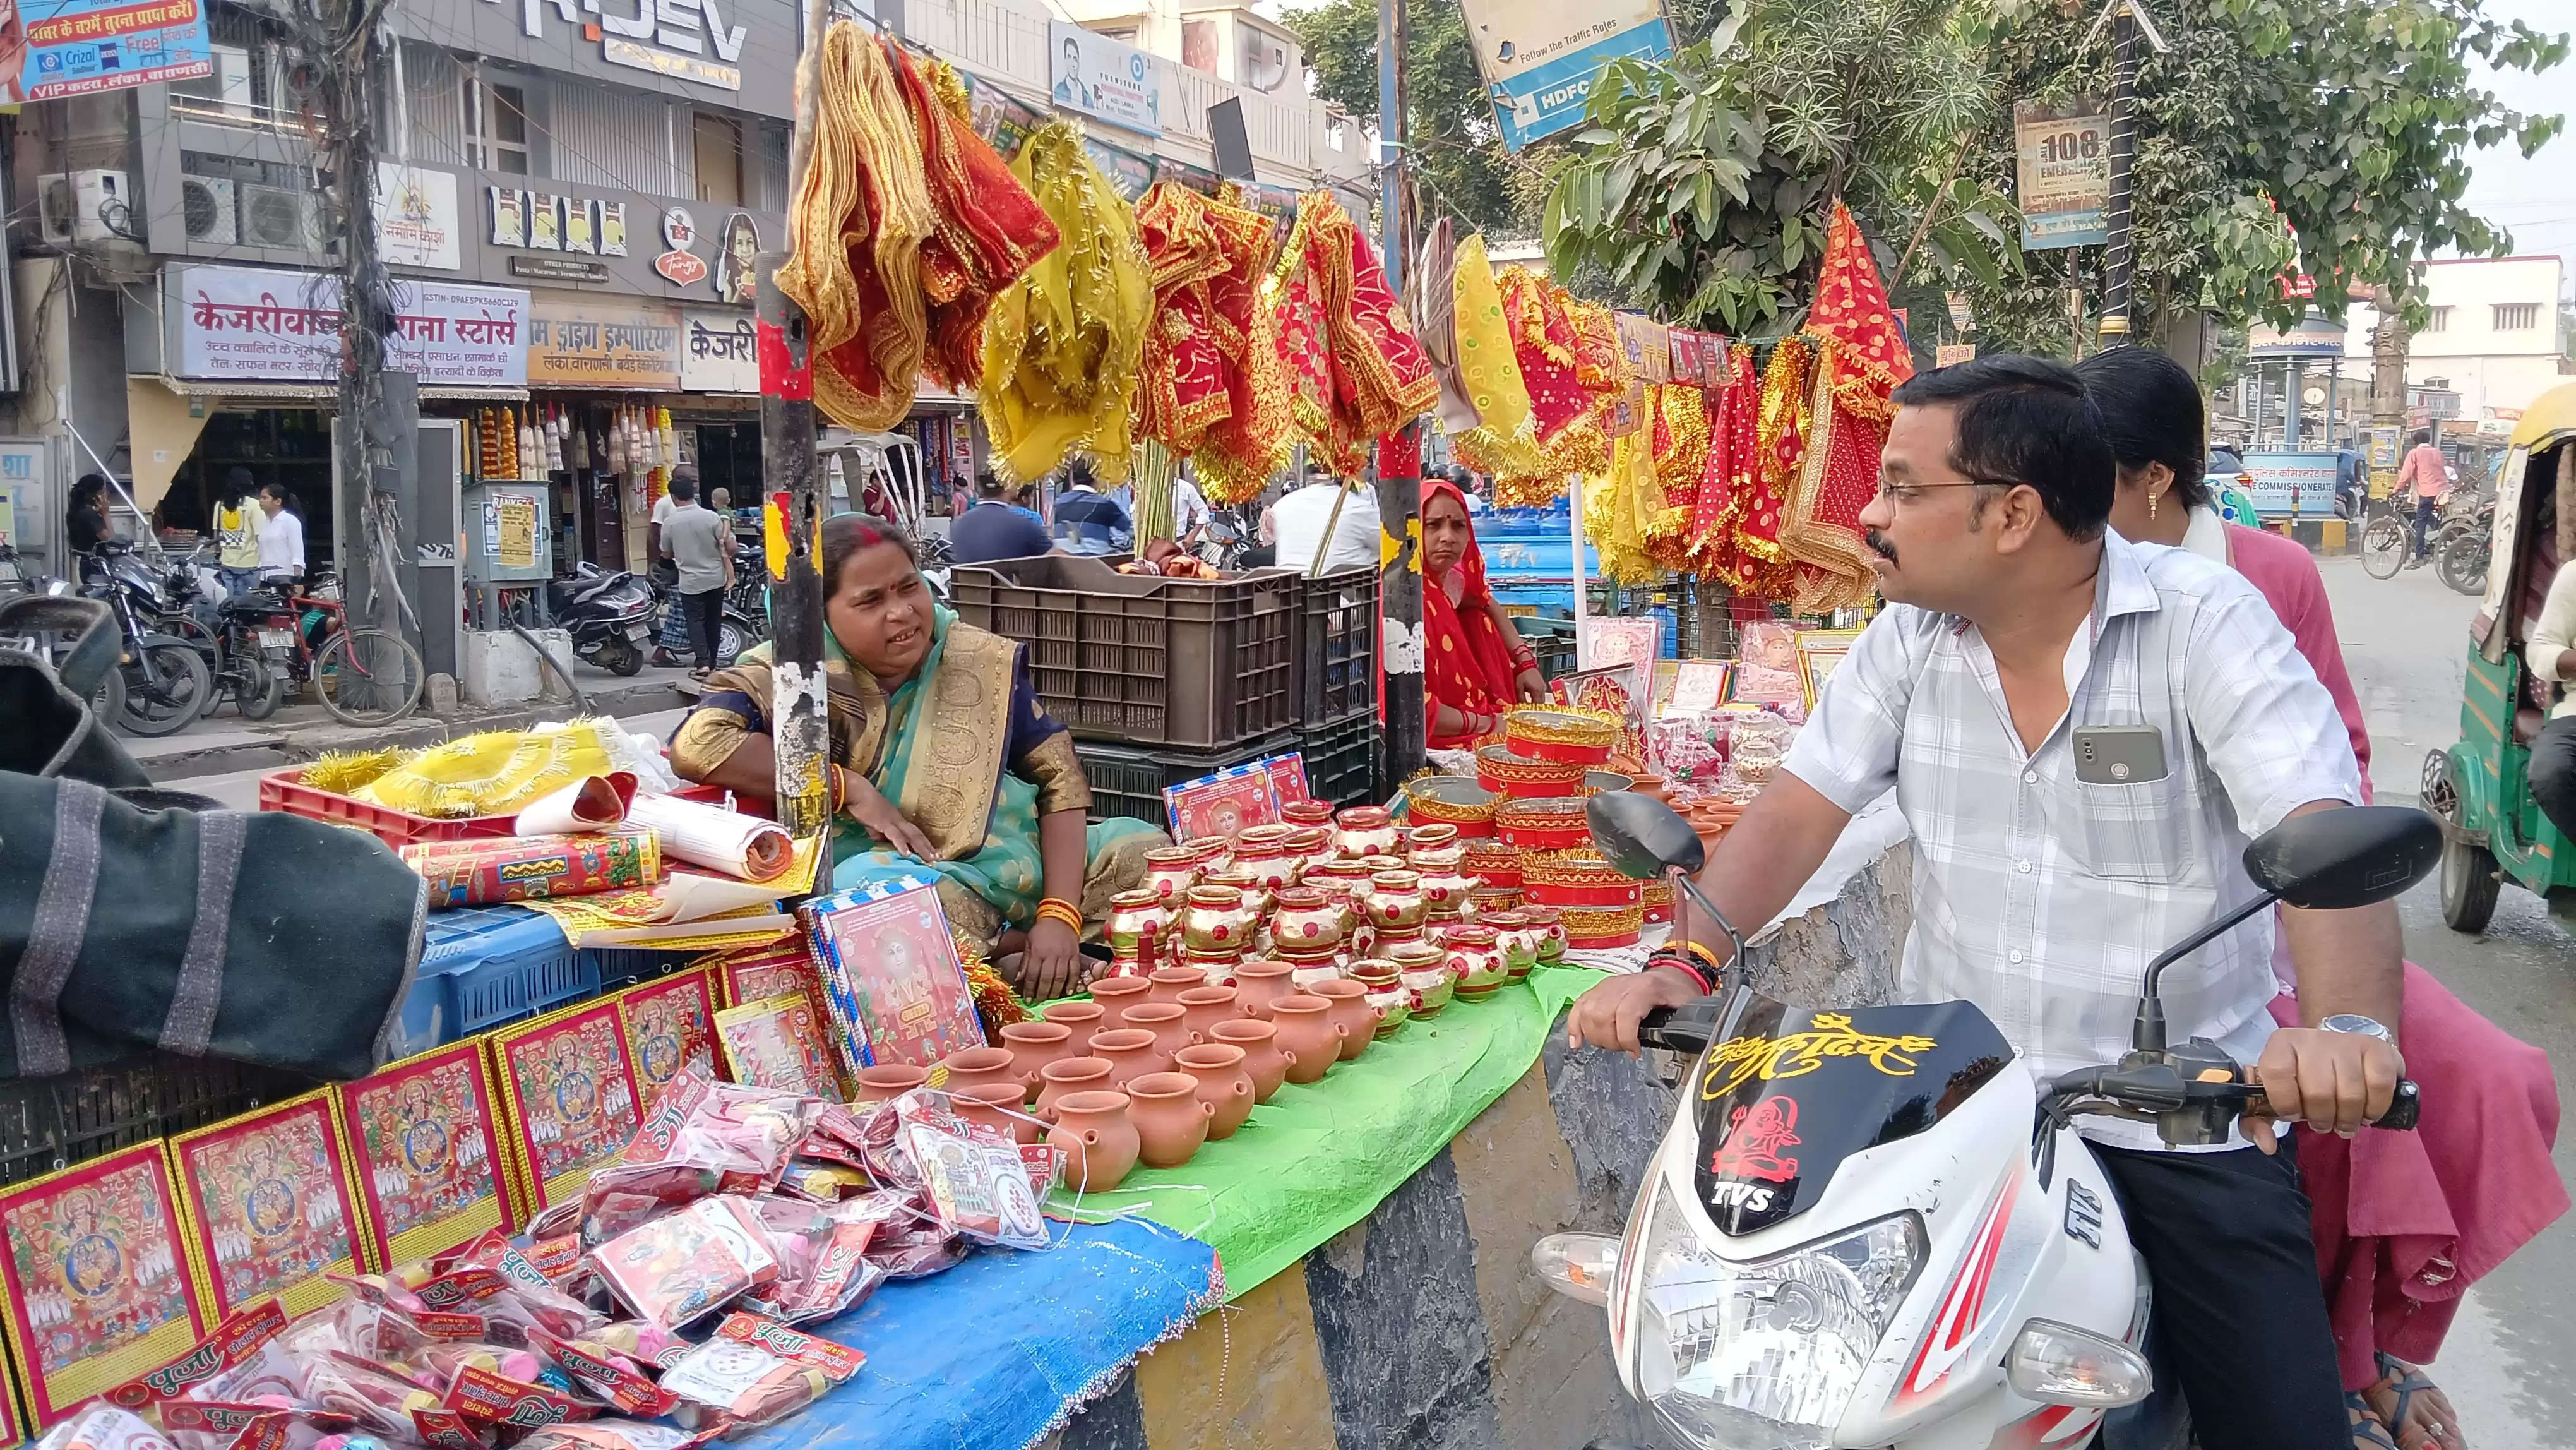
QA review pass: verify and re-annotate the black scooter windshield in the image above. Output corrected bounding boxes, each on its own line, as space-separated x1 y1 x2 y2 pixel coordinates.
1693 995 2013 1235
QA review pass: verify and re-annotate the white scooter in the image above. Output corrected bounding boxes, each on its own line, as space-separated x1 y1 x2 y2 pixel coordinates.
1534 793 2433 1450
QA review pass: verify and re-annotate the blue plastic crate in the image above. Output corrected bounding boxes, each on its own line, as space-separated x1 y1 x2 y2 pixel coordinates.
588 947 703 991
416 906 597 1040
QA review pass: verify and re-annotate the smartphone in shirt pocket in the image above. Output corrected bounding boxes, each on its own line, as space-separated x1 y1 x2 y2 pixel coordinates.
2069 725 2196 882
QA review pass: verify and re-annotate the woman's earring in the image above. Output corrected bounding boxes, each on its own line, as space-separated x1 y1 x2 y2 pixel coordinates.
2149 488 2160 521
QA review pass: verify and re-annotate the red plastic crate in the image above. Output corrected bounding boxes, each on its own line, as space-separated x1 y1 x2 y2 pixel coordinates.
261 769 738 850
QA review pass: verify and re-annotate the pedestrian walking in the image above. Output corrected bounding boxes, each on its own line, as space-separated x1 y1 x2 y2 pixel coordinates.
254 483 304 584
212 467 263 597
659 473 734 678
649 468 695 666
2397 429 2451 565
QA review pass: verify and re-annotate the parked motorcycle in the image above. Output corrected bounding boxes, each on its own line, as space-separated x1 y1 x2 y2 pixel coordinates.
545 563 658 676
79 541 214 736
1534 792 2432 1450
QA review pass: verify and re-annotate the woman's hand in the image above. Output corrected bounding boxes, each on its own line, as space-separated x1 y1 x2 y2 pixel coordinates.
1515 667 1549 703
1021 917 1086 1000
838 769 936 860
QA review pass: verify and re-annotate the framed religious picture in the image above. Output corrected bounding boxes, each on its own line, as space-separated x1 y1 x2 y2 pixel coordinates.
1261 751 1311 807
1580 617 1662 676
337 1040 514 1273
614 967 720 1111
1549 665 1650 767
1162 761 1278 842
798 876 984 1075
0 1143 209 1429
488 1002 642 1222
1662 659 1734 717
1797 642 1852 709
1728 620 1807 714
712 995 837 1098
708 939 823 1014
166 1090 365 1321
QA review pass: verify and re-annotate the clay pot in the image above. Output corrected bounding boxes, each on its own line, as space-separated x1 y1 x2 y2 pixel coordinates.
852 1064 927 1104
1309 978 1383 1060
1146 965 1207 1005
1232 825 1299 890
1088 1028 1167 1091
1416 865 1478 921
1208 1019 1292 1103
1268 995 1344 1084
1185 836 1231 869
1365 985 1411 1036
1280 800 1337 829
1403 965 1456 1017
1405 822 1461 853
999 1020 1075 1103
1440 925 1509 1001
1270 888 1348 954
1047 1091 1140 1192
1126 1072 1213 1168
1280 949 1346 995
1630 772 1671 803
1349 956 1401 991
950 1081 1041 1145
1385 938 1447 977
1233 959 1297 1020
938 1046 1021 1098
1105 890 1174 966
1176 885 1255 956
1484 911 1541 978
1042 999 1107 1054
1036 1056 1114 1122
1178 948 1246 988
1202 868 1273 924
1172 1042 1256 1141
1518 905 1570 964
1282 826 1333 862
1361 870 1429 932
1120 1002 1192 1067
1088 974 1154 1016
1142 846 1200 902
1176 985 1239 1045
1334 806 1400 860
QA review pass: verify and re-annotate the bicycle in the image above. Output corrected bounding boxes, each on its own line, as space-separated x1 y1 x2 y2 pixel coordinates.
291 574 425 726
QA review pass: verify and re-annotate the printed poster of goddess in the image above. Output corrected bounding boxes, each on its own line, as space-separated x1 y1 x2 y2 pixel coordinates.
0 1142 208 1428
338 1040 513 1271
807 882 981 1067
492 1002 641 1217
169 1090 362 1321
616 968 719 1108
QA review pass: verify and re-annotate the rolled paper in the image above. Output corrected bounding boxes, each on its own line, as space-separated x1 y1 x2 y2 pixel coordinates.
627 793 796 883
514 773 638 836
400 829 659 907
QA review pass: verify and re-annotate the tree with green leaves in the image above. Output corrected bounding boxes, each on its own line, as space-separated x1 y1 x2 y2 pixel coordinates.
1280 0 1529 234
1541 0 2014 334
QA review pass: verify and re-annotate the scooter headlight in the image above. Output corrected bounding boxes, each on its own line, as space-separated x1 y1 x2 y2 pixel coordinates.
1631 1179 1925 1450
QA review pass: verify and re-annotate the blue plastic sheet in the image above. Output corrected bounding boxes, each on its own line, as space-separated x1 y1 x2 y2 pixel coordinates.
732 1217 1222 1450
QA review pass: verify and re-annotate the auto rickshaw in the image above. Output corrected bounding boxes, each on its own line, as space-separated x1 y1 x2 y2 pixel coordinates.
2425 381 2576 930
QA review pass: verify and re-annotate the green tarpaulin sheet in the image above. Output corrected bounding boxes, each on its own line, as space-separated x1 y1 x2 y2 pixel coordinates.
1049 964 1607 1297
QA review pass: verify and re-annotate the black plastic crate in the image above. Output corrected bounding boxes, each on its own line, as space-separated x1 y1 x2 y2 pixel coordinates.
1513 616 1578 680
1078 730 1297 829
1293 566 1379 724
953 556 1296 749
1295 709 1378 808
0 1053 318 1189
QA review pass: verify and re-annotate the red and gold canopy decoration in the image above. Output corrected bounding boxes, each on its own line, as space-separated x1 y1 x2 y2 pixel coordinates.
1780 201 1913 614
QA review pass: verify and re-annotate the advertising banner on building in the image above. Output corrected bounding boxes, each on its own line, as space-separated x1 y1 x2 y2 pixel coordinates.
1459 0 1672 152
174 266 529 387
2012 98 2111 249
375 164 463 271
527 295 684 390
1049 22 1160 136
9 0 213 102
678 308 757 393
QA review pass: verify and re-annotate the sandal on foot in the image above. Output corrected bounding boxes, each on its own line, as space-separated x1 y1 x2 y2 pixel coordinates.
2347 1392 2400 1450
2369 1352 2466 1450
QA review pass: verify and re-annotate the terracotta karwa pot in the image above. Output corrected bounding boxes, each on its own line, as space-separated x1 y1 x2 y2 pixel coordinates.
938 1046 1020 1098
950 1081 1041 1145
1176 985 1239 1045
1126 1071 1213 1168
1208 1019 1292 1103
1047 1091 1140 1192
1233 959 1297 1020
1088 974 1154 1014
1036 1056 1114 1122
998 1020 1074 1103
1268 995 1344 1084
1147 965 1207 1005
1309 978 1382 1060
1173 1042 1255 1140
852 1064 927 1104
1042 999 1107 1054
1121 1002 1193 1067
1088 1028 1167 1091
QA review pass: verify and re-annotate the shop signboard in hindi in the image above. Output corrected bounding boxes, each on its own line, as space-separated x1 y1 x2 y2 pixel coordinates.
1082 135 1158 204
174 265 528 387
374 163 461 270
527 294 684 390
679 308 758 393
2012 97 2111 249
1935 342 1976 368
1459 0 1671 152
11 0 214 102
1049 21 1160 135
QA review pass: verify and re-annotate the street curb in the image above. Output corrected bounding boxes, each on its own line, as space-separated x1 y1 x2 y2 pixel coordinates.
138 678 689 781
2268 518 2360 556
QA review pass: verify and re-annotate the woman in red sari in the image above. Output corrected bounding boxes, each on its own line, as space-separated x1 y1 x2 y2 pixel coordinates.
1422 479 1547 746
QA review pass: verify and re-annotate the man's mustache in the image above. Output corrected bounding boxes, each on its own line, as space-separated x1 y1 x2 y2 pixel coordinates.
1866 529 1898 565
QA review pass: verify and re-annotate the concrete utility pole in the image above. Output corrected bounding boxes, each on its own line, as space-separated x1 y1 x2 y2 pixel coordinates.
756 0 838 848
2086 0 2168 349
1374 0 1424 786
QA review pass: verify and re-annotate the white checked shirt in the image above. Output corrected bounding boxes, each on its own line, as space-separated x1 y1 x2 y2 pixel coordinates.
1782 531 2364 1149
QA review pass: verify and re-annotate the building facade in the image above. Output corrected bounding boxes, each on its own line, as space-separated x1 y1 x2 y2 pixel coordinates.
2343 255 2575 434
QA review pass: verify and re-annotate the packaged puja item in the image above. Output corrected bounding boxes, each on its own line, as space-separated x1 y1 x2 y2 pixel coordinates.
338 1041 516 1272
1731 621 1807 715
900 1117 1049 1250
624 794 796 883
1724 707 1798 791
516 1420 712 1450
100 1299 288 1420
712 995 837 1098
798 877 985 1075
735 1201 882 1324
659 1315 862 1432
0 1142 211 1430
400 830 660 909
530 1332 678 1417
167 1088 366 1321
613 969 720 1105
607 1074 817 1199
489 1002 645 1221
28 1405 177 1450
588 1197 777 1331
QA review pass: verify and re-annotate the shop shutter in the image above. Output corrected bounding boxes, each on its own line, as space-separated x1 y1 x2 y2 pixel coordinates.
402 44 469 169
551 86 679 196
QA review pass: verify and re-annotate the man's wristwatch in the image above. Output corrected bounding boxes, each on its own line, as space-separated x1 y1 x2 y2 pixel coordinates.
2318 1013 2396 1047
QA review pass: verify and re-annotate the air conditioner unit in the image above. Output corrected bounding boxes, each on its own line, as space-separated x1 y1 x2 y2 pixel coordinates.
169 45 254 116
239 183 325 250
181 176 237 246
39 170 133 244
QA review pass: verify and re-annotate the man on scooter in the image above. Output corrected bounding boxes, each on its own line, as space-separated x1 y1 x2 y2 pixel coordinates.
1568 355 2404 1450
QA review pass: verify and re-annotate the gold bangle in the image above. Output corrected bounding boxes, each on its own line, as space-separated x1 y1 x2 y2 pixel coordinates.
1035 897 1083 931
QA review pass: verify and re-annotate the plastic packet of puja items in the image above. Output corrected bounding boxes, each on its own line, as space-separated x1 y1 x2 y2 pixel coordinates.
900 1117 1049 1250
583 1321 689 1374
440 1362 602 1428
849 1189 965 1279
302 1353 457 1442
736 1199 883 1324
589 1195 780 1331
615 1075 820 1195
659 1315 864 1434
775 1161 870 1202
101 1299 294 1419
528 1333 679 1419
515 1420 718 1450
442 1230 610 1332
32 1405 186 1450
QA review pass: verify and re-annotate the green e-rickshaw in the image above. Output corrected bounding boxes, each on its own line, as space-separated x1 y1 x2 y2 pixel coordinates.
2426 381 2576 931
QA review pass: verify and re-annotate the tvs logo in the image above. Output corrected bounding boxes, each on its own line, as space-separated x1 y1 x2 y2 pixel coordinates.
1710 1098 1801 1183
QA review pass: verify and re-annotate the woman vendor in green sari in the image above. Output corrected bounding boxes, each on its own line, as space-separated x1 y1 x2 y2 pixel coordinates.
669 514 1166 997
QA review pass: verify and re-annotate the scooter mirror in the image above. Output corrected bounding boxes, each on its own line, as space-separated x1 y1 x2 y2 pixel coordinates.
1585 790 1705 880
2242 805 2442 911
